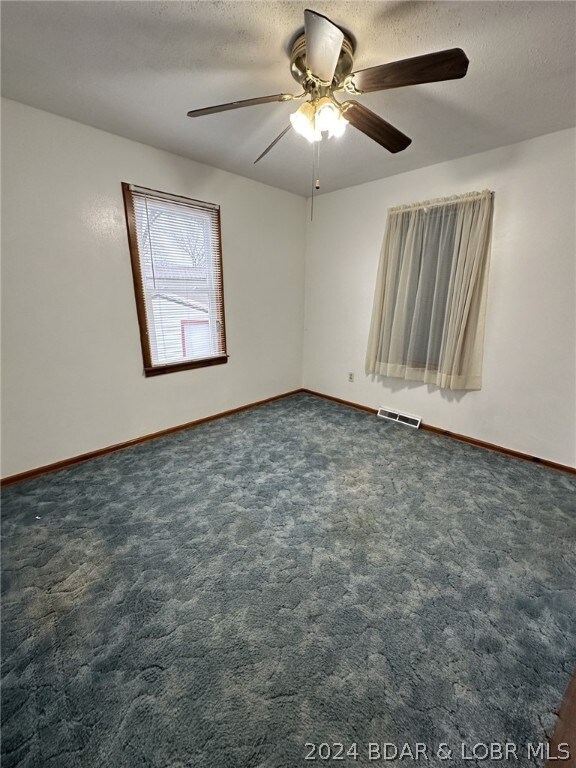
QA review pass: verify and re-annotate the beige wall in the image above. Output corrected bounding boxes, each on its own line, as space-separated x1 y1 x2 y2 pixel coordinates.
302 128 576 467
1 99 306 477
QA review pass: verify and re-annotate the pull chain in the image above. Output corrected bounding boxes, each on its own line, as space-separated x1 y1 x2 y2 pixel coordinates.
310 144 315 221
310 140 321 221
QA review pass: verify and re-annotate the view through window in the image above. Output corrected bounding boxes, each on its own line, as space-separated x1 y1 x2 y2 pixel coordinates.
122 183 227 376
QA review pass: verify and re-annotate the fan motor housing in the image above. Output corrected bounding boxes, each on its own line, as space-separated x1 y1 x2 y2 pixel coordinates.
290 32 355 88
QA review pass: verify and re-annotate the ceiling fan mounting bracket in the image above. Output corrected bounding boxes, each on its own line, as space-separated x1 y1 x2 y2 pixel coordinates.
289 32 355 88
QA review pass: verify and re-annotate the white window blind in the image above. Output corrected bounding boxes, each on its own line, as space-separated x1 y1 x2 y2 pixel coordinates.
122 184 227 376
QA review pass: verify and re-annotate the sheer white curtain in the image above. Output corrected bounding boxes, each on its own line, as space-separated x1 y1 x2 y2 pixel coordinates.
366 190 494 390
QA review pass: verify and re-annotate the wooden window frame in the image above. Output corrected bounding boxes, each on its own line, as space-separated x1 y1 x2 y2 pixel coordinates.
121 182 228 377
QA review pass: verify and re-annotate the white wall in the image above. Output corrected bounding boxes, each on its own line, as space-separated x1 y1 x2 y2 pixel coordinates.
303 129 576 467
3 98 574 476
1 98 306 477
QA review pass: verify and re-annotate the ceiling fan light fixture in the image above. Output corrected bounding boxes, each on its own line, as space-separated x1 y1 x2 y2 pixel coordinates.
187 9 469 163
315 97 348 138
290 101 321 143
290 98 348 143
330 116 348 138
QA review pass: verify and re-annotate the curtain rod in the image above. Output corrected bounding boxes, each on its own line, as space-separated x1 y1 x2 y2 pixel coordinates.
389 189 494 214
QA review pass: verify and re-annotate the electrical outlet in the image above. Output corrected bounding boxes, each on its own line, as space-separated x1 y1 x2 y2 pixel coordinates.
348 372 354 383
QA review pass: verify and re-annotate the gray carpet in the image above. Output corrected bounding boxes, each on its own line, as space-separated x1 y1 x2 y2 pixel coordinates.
2 393 575 767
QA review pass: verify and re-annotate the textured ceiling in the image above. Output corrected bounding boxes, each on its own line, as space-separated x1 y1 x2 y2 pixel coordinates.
2 1 575 197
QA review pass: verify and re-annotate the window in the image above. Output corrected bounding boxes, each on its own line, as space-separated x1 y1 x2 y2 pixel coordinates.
122 183 227 376
366 190 493 391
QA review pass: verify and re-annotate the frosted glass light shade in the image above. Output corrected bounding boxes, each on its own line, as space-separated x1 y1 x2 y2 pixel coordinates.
315 98 344 137
290 98 348 142
290 102 320 143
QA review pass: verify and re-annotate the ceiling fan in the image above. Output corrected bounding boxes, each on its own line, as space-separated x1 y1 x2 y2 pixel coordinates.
187 9 469 164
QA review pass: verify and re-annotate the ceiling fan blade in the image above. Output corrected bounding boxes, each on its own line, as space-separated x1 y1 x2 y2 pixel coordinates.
343 101 411 153
254 125 292 164
348 48 469 93
187 93 295 118
304 9 344 84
